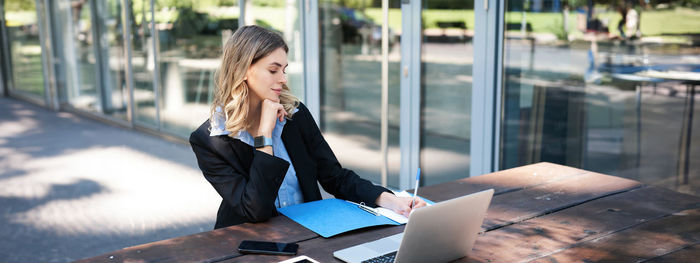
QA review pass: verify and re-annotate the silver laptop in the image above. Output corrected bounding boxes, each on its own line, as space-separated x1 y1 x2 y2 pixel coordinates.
333 189 494 263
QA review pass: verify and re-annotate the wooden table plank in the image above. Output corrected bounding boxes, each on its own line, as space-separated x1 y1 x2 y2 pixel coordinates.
76 216 317 263
223 225 406 263
482 171 641 230
228 168 643 263
466 186 700 262
419 162 589 202
644 243 699 263
75 163 698 263
75 162 586 262
530 208 700 263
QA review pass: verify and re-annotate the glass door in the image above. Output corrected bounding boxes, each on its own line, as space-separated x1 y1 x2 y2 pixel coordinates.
317 0 485 189
418 0 475 186
319 0 402 188
53 0 128 120
500 0 700 195
4 0 46 97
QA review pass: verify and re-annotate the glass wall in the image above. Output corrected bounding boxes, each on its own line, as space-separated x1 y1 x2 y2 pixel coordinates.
501 0 700 195
154 0 239 137
8 0 696 193
99 0 129 119
54 0 128 120
55 0 99 111
131 0 158 127
4 0 45 97
419 0 474 185
247 0 304 98
319 0 402 187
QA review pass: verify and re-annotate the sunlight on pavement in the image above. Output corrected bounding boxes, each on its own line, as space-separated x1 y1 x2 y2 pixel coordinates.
0 146 220 236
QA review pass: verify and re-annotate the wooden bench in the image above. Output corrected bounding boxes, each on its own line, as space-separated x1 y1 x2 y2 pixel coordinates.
436 21 468 39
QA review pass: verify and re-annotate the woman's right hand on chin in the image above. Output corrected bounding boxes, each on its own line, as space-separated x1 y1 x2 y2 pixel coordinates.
258 99 287 137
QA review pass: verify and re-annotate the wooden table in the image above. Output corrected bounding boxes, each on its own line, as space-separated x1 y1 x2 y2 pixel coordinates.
77 163 700 263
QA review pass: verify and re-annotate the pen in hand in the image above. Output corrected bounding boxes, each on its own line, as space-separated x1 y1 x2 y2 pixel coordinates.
411 168 421 209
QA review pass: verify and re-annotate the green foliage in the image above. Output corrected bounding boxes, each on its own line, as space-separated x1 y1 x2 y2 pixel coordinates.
172 7 209 37
156 0 194 9
546 17 568 41
252 0 285 8
5 0 35 11
650 0 700 8
155 0 231 9
334 0 375 9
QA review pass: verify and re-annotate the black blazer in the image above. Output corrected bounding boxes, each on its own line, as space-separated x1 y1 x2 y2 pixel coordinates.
189 103 388 229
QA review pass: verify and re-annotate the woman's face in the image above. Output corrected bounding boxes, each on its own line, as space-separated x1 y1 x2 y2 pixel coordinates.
245 47 288 104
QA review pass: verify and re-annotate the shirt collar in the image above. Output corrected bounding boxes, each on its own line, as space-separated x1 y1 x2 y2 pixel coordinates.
209 105 298 137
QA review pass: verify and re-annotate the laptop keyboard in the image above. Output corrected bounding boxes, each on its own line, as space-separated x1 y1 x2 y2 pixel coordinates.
361 251 397 263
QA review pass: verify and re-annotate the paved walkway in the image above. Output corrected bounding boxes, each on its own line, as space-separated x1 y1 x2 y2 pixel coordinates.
0 97 220 262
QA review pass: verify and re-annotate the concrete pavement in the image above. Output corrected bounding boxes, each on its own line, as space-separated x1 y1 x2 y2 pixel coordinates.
0 97 220 262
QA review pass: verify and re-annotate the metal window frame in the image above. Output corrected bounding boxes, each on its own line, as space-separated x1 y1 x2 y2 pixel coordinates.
470 0 503 177
150 0 162 130
0 0 8 97
492 0 504 173
38 0 59 110
46 0 69 105
122 0 135 124
90 0 107 112
399 0 422 190
302 0 319 122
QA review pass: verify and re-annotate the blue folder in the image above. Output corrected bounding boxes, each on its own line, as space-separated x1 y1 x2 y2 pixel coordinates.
278 196 434 238
278 199 401 238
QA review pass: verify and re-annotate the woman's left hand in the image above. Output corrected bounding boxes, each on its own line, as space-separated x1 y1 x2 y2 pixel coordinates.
375 192 427 217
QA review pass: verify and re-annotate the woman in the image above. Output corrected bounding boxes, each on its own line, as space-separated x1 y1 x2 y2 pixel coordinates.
189 25 426 229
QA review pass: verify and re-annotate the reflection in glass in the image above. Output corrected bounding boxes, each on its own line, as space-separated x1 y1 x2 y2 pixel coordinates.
155 0 239 137
5 0 45 97
56 0 128 119
248 0 304 98
319 0 401 187
55 0 99 111
131 0 157 127
100 0 129 120
501 0 700 195
419 1 473 186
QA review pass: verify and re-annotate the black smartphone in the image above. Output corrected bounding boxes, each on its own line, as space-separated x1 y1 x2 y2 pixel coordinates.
237 240 299 255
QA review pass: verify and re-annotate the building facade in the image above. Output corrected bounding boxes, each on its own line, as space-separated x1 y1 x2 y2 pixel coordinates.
2 0 698 194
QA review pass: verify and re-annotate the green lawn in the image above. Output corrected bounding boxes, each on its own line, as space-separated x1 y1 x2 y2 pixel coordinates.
505 8 700 36
362 7 700 37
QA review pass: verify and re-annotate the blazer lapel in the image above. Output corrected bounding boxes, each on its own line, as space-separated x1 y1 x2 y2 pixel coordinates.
281 117 321 201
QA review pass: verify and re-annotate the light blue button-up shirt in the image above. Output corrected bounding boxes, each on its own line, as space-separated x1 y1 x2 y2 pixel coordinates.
210 106 304 209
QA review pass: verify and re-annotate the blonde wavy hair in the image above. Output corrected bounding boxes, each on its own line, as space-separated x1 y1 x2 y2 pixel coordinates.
210 25 300 137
